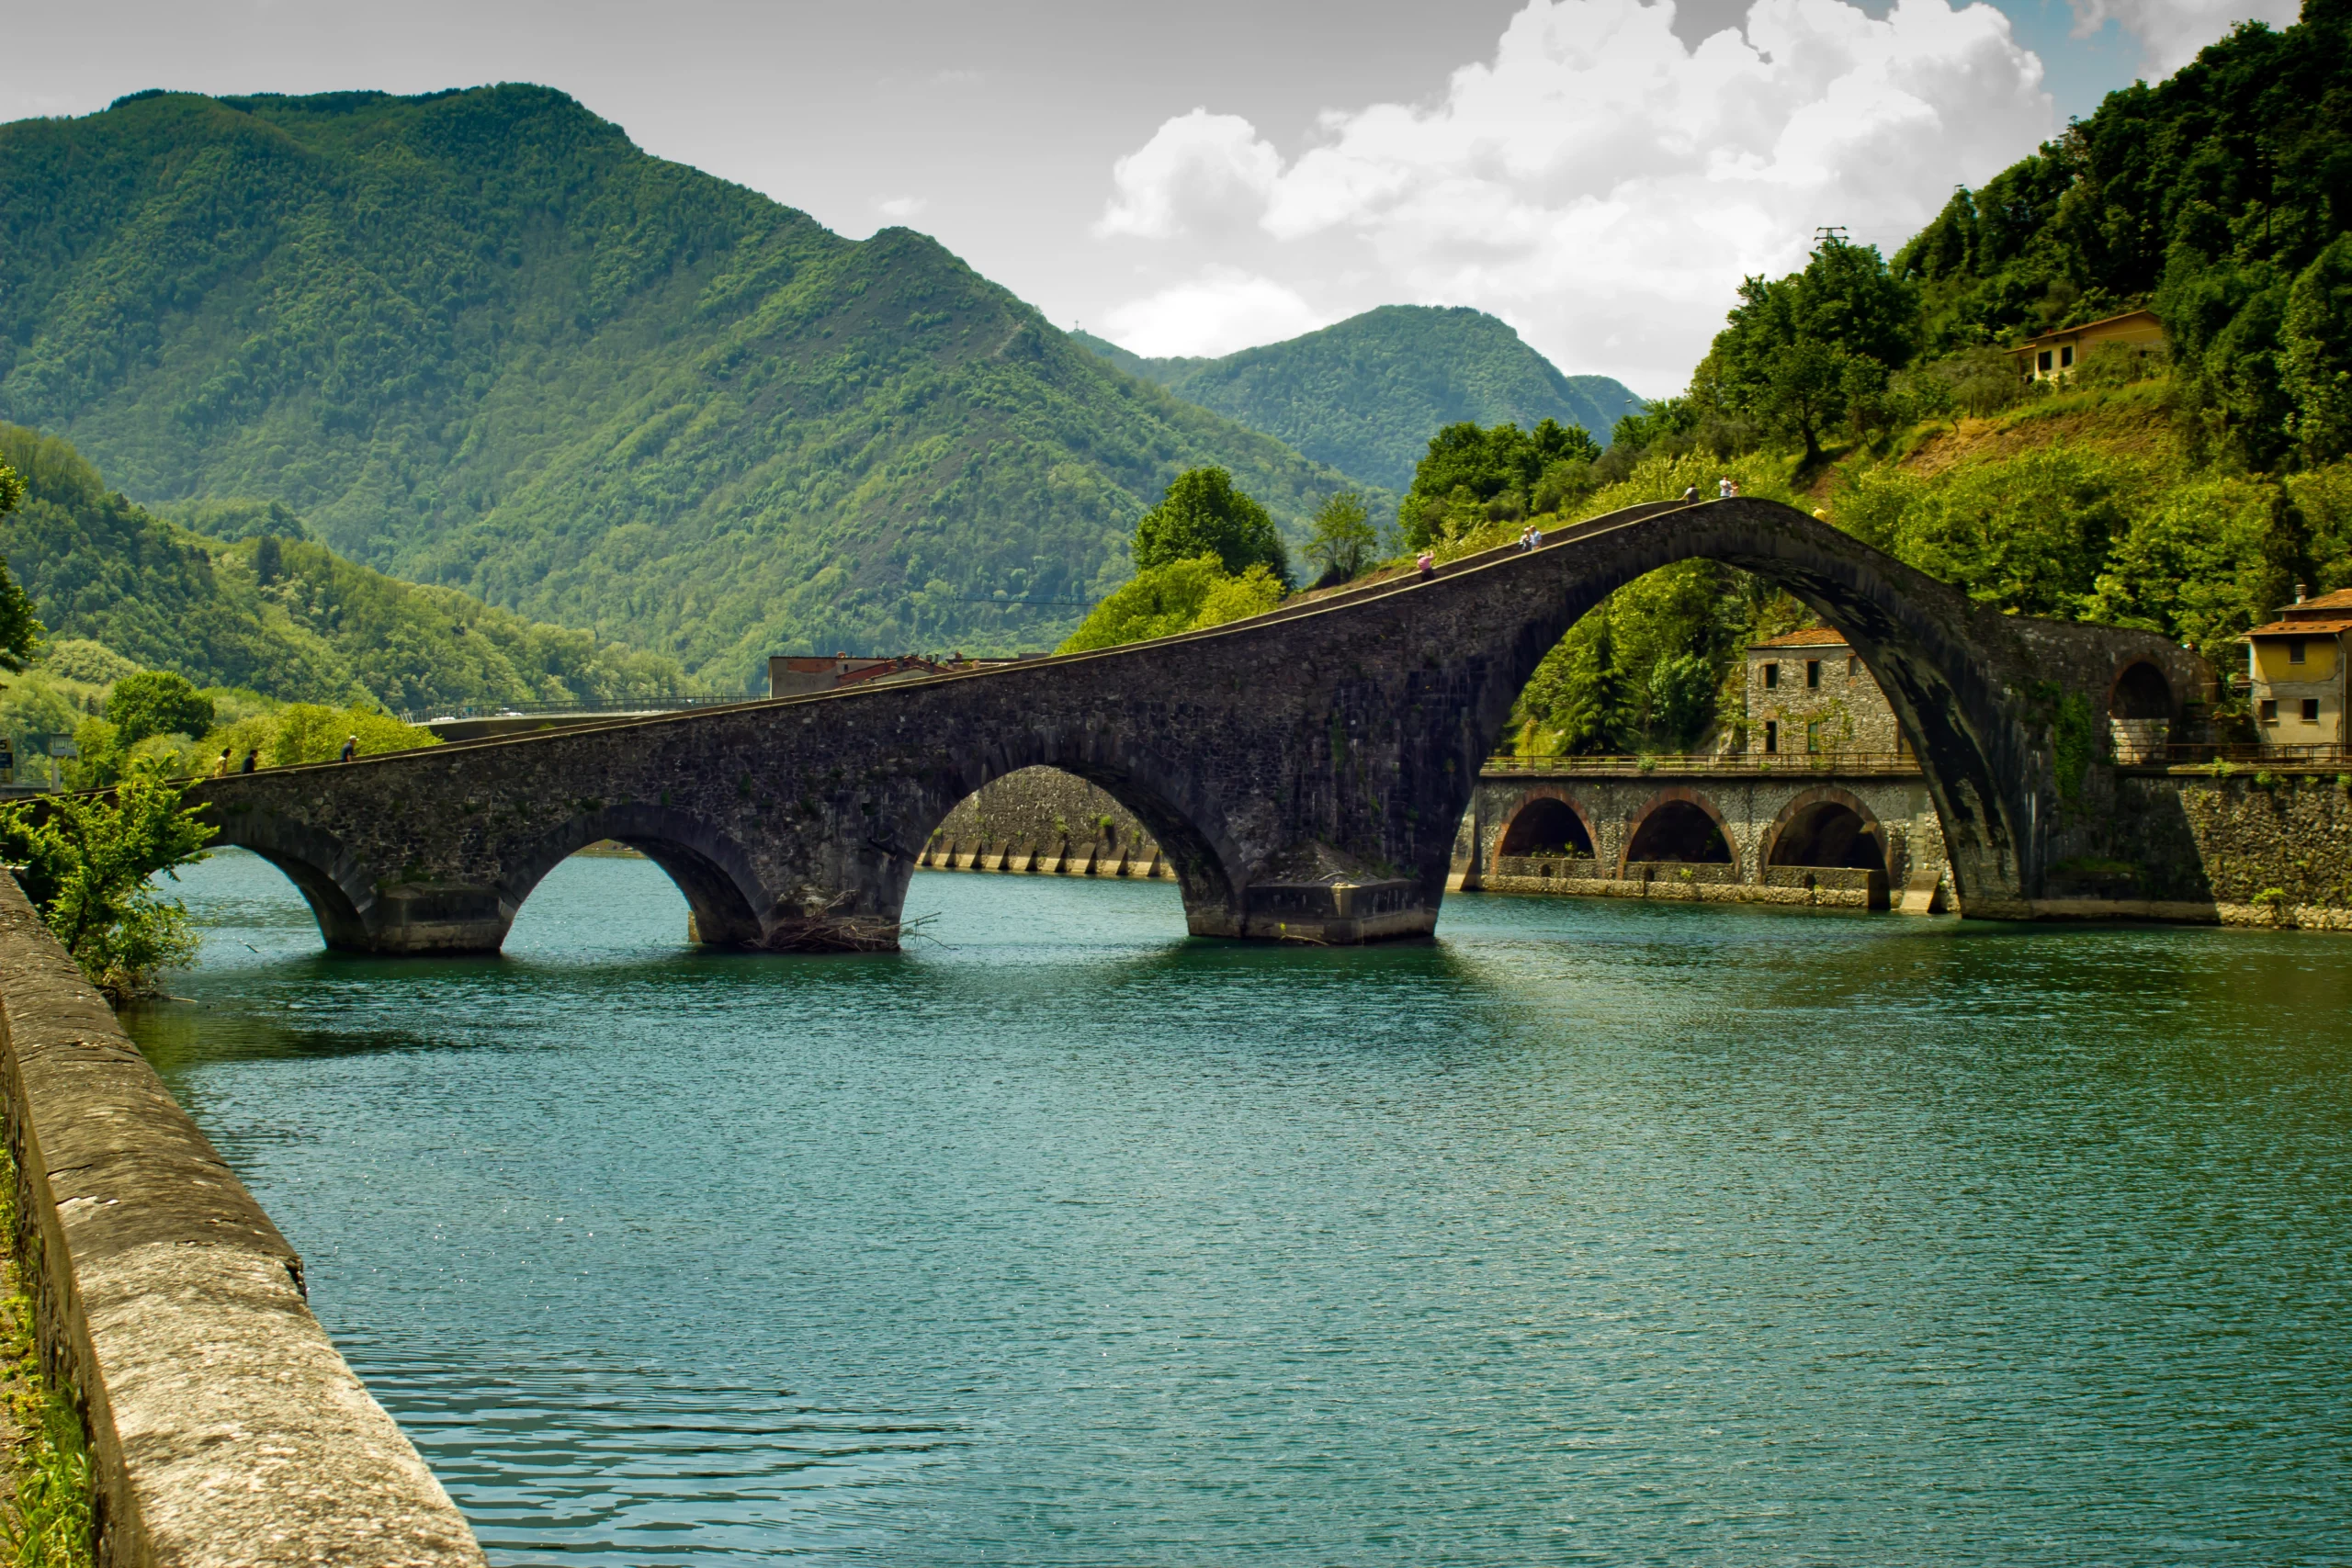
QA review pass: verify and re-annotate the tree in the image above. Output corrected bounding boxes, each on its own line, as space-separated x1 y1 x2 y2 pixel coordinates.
0 758 214 1002
0 457 43 671
1710 238 1919 460
1132 468 1291 586
2287 234 2352 464
106 671 216 746
1400 419 1602 547
1304 492 1377 586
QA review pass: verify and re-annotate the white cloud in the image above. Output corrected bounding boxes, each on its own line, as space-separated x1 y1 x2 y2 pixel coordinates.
2066 0 2298 75
876 195 928 220
1099 268 1330 358
1091 0 2059 393
1094 108 1283 240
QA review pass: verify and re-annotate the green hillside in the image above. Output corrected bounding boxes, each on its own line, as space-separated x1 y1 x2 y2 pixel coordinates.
1892 0 2352 468
0 86 1371 682
1073 308 1646 490
0 423 689 714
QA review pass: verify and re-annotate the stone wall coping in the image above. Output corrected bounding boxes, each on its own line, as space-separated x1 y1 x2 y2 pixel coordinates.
0 874 485 1567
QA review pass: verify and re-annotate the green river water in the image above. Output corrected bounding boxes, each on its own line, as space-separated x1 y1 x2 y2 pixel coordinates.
123 848 2352 1565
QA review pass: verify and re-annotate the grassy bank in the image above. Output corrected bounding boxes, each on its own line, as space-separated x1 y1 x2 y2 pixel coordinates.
0 1146 93 1568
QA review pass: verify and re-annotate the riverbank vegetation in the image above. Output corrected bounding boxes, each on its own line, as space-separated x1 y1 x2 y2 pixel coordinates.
0 1144 94 1568
0 761 214 1003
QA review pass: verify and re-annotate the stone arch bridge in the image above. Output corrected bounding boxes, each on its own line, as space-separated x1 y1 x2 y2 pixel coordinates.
190 498 2208 953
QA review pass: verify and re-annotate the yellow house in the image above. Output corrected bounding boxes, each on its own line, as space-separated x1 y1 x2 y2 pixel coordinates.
2244 587 2352 746
2011 308 2165 383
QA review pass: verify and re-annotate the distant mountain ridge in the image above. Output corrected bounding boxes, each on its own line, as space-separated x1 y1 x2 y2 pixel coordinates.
0 86 1377 682
1073 308 1646 491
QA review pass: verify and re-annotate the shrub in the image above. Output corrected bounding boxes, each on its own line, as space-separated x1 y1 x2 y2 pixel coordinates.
0 758 214 1003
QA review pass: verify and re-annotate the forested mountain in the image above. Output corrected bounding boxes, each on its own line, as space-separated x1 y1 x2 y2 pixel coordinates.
0 424 688 713
1073 308 1645 491
0 86 1367 682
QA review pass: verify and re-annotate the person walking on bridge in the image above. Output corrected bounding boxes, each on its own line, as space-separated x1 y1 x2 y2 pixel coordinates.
340 734 357 763
1717 476 1736 499
212 747 232 778
1415 548 1435 579
1680 484 1699 502
239 748 258 773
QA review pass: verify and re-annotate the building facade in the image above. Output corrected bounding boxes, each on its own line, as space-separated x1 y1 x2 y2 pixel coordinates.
2009 308 2166 383
1745 627 1907 757
2244 587 2352 748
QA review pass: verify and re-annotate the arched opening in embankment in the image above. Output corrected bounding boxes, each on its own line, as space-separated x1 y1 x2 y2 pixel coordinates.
1496 795 1596 859
1621 794 1736 873
1766 795 1887 873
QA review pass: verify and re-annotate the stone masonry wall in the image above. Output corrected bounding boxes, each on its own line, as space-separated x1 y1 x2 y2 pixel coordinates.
2065 769 2352 928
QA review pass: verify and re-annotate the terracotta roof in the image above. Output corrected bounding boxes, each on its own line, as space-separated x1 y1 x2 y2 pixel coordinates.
2245 619 2352 637
2280 587 2352 614
2009 308 2164 352
1750 627 1850 649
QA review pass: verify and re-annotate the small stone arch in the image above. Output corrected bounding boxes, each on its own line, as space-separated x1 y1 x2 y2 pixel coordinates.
2109 659 2176 720
1492 788 1598 870
1619 787 1738 877
888 740 1253 938
201 807 375 948
2107 659 2176 764
1763 786 1888 873
501 804 768 946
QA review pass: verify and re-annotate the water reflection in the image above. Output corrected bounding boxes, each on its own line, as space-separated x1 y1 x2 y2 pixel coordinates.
122 850 2352 1566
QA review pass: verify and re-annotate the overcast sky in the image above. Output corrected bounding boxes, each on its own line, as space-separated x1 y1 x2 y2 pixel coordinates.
2 0 2298 396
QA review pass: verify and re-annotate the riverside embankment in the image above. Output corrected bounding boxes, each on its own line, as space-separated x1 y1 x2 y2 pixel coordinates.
0 873 484 1566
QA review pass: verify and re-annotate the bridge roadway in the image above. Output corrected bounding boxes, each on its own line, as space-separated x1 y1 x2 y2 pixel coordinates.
188 498 2209 952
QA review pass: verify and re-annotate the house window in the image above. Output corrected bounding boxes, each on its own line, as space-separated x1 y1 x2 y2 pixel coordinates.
2260 699 2279 723
2289 638 2307 665
1764 720 1778 753
2060 344 2075 369
1805 660 1821 689
1806 720 1823 753
1762 662 1779 689
2302 698 2321 723
2038 350 2052 372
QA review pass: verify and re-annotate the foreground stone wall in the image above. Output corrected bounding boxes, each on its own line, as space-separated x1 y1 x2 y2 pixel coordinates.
0 875 485 1567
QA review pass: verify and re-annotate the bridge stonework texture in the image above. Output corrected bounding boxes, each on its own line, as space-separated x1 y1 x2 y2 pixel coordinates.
191 499 2207 952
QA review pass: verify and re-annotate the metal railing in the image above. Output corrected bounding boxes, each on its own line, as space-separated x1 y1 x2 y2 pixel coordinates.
1482 750 1921 777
